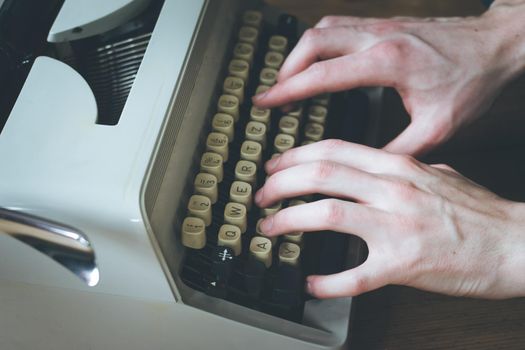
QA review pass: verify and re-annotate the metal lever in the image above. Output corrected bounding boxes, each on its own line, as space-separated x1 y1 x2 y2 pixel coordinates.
0 207 99 286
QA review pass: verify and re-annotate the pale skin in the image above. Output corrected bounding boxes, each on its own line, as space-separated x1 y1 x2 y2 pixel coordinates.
253 0 525 299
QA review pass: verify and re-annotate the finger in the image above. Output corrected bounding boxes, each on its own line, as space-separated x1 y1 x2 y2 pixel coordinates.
258 199 388 241
253 52 395 108
278 27 375 83
306 259 390 298
315 16 385 29
383 119 449 156
255 161 387 208
264 139 398 176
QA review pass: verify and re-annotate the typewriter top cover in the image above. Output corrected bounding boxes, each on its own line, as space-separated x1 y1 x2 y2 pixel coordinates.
0 0 383 349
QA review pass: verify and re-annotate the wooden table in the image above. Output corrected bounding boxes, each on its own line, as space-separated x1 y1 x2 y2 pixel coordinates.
265 1 525 348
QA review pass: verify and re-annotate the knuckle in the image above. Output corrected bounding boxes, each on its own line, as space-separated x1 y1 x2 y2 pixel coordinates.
306 61 328 80
316 15 338 28
388 178 420 201
392 154 421 173
321 139 346 152
322 199 346 227
365 21 405 35
314 160 338 179
373 38 410 62
302 28 323 45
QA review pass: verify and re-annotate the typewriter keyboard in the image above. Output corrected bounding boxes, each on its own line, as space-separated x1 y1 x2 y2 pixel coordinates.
179 9 368 323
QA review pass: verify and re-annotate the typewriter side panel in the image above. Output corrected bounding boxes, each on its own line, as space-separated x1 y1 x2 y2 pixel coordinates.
0 0 206 301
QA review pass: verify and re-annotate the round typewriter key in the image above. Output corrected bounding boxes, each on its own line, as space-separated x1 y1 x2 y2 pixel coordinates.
304 122 324 142
223 76 244 103
187 195 212 226
239 26 259 46
200 152 224 182
240 140 263 166
284 232 304 246
230 181 253 210
250 106 271 126
218 224 242 256
261 200 282 217
308 105 328 124
212 113 234 142
218 94 240 122
242 10 262 28
245 121 267 148
250 236 273 268
235 160 257 186
224 202 247 233
182 217 206 249
260 67 278 86
206 132 229 162
256 218 277 245
194 173 218 204
269 35 288 53
279 116 299 138
233 42 254 65
264 51 284 69
278 242 301 267
274 133 295 153
228 59 250 84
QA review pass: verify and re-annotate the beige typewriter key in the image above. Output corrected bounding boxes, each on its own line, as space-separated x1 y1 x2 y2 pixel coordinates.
256 218 277 245
313 93 330 106
233 42 254 65
194 173 218 204
301 140 315 146
279 242 301 266
288 105 304 119
308 105 328 124
284 232 304 245
188 195 212 226
260 67 278 86
255 84 270 96
245 121 267 148
269 35 288 54
218 224 242 256
279 116 299 138
289 199 307 207
304 122 325 142
242 10 262 28
223 76 244 103
212 113 234 142
228 59 250 84
250 236 273 268
181 217 206 249
239 26 259 46
200 152 223 182
262 200 282 217
206 132 229 162
274 133 295 153
235 160 257 186
264 51 284 69
230 181 253 210
218 94 240 122
250 106 271 126
240 140 263 166
224 202 247 233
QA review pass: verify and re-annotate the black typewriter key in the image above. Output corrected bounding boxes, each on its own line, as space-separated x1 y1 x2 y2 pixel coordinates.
277 14 298 44
243 258 267 298
211 246 236 282
271 264 303 306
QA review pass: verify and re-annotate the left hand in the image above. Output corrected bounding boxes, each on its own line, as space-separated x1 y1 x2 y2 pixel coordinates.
254 140 525 299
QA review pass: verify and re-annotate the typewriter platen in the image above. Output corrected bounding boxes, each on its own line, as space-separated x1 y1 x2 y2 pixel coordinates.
0 0 383 349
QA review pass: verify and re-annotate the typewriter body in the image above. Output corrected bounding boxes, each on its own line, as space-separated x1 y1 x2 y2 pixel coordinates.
0 0 383 349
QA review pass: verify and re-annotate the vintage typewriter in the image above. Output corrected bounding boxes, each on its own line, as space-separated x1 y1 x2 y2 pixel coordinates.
0 0 383 349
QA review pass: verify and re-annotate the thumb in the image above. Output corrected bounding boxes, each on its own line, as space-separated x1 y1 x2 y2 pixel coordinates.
383 119 448 156
306 260 388 298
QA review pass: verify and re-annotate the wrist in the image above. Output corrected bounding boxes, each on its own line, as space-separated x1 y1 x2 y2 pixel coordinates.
496 201 525 298
483 1 525 80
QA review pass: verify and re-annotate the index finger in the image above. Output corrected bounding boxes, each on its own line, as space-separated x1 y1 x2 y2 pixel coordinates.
252 50 394 108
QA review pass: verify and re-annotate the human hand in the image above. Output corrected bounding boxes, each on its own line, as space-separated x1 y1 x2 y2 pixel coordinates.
253 3 525 155
254 140 525 299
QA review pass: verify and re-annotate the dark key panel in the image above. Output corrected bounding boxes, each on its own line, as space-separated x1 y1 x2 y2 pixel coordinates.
180 10 370 323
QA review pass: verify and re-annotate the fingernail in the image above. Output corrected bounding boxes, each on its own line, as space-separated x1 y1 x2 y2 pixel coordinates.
255 188 263 204
305 279 313 295
266 156 280 172
260 216 273 234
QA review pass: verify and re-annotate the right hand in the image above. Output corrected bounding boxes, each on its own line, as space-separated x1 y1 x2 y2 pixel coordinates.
253 3 525 155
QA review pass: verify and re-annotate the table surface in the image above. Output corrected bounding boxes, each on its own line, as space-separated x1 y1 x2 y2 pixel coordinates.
265 1 525 349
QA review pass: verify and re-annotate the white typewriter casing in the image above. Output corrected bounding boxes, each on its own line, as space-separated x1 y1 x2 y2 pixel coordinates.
0 0 384 348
